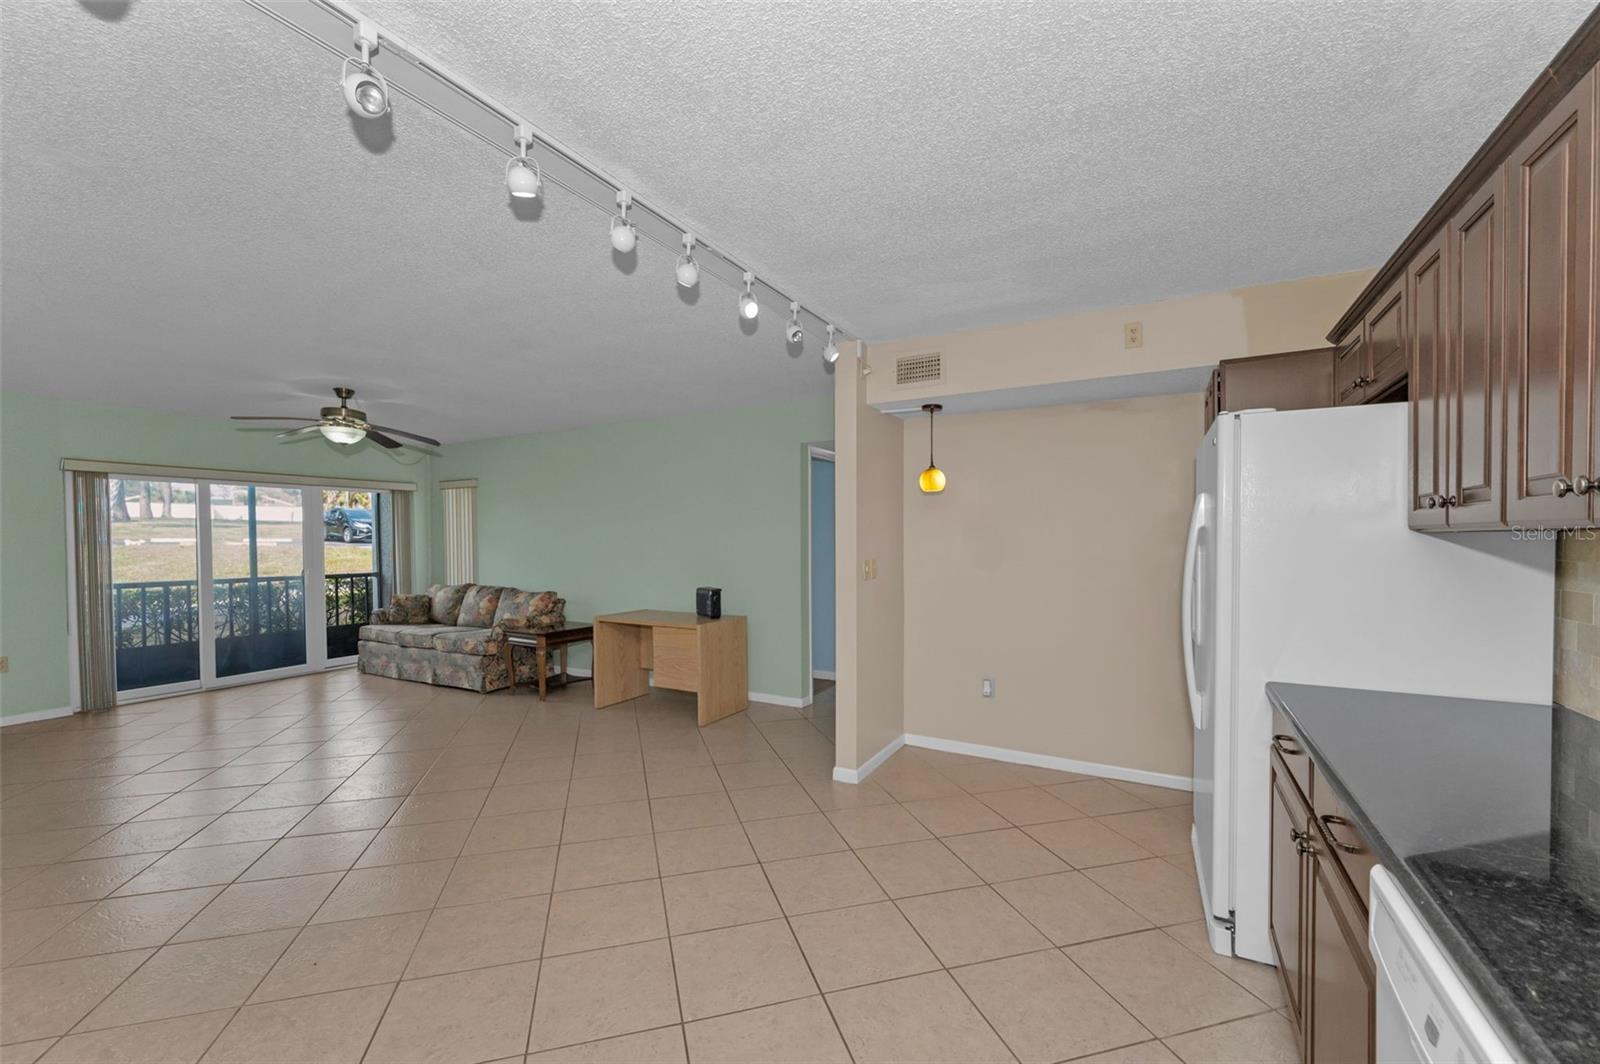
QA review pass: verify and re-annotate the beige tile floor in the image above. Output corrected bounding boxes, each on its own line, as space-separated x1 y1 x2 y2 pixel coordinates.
0 671 1299 1064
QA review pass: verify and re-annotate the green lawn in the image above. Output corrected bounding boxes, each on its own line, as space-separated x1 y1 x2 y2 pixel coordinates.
110 518 377 583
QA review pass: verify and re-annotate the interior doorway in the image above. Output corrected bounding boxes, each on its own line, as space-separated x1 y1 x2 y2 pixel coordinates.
807 445 836 704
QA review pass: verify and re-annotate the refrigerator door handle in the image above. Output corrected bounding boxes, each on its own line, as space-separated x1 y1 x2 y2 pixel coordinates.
1182 492 1209 731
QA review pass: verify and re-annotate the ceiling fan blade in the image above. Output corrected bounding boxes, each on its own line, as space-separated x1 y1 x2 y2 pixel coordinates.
364 429 404 450
232 415 317 422
369 424 442 448
276 425 324 439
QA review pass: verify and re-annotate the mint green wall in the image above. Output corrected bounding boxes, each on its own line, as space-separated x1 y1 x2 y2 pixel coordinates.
429 398 833 701
0 391 433 719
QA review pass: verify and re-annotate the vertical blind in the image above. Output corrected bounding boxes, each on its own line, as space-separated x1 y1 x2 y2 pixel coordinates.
441 482 477 584
390 490 414 596
71 471 118 712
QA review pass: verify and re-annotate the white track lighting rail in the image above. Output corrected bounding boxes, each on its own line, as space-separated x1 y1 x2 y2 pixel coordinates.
241 0 853 350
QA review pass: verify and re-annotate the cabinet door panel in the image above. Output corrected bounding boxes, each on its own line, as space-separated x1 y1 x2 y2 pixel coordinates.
1449 177 1507 528
1410 239 1449 528
1308 849 1375 1064
1507 68 1594 526
1269 762 1308 1027
1334 331 1366 406
1366 284 1407 397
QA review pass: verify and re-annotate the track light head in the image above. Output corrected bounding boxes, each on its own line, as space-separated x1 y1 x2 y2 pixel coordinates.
610 190 636 253
340 21 389 118
675 233 699 288
823 325 840 364
506 123 542 198
739 272 760 320
785 302 804 345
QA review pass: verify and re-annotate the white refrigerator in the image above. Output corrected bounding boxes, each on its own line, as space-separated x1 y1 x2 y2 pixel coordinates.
1183 403 1554 963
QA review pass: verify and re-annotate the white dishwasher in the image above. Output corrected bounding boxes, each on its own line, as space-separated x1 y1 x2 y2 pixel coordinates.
1369 866 1519 1063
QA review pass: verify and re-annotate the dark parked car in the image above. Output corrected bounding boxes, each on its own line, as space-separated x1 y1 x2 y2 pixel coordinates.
324 506 374 543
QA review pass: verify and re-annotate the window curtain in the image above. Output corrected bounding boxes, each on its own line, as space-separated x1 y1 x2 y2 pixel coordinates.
441 483 477 584
391 490 413 596
71 471 117 712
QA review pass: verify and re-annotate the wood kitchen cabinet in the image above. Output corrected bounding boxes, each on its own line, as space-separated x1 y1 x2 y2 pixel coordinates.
1308 842 1376 1064
1205 347 1336 429
1444 175 1507 529
1408 234 1448 529
1270 713 1377 1064
1327 10 1600 532
1506 65 1595 528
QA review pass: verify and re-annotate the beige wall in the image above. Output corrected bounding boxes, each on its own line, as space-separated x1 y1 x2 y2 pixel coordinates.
837 268 1374 780
864 270 1374 409
1555 534 1600 720
902 394 1202 777
834 341 907 769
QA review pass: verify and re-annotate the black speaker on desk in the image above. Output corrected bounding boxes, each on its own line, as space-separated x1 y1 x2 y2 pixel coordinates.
696 587 722 619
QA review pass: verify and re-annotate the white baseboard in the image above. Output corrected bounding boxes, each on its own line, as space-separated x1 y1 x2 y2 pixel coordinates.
811 670 836 681
833 733 907 784
749 690 812 709
904 733 1193 791
1 706 74 727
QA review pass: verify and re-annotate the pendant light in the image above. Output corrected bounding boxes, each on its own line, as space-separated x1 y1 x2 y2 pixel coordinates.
918 403 946 494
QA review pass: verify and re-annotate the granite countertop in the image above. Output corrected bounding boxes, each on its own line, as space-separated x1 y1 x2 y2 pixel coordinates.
1265 682 1600 1064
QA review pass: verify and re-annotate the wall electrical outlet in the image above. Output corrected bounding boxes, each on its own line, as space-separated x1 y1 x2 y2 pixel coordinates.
982 678 994 698
1124 321 1144 349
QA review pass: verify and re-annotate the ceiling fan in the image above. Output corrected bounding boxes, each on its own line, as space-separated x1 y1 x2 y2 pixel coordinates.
231 387 440 449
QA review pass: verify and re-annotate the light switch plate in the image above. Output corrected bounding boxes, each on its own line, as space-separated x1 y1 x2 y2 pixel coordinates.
0 656 7 673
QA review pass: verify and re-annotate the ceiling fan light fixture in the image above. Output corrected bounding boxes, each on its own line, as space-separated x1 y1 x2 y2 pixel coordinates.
340 21 390 118
505 123 542 198
320 422 368 445
739 272 759 320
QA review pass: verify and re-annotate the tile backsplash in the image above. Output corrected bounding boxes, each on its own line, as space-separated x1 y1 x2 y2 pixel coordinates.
1556 533 1600 720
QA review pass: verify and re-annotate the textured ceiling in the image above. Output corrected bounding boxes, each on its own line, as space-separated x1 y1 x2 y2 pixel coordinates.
1 0 1592 442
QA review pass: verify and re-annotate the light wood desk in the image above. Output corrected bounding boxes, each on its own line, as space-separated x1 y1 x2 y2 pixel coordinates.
593 610 748 725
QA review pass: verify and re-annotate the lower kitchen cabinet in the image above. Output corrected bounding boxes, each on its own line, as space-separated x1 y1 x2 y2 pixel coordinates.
1308 843 1376 1064
1269 716 1376 1064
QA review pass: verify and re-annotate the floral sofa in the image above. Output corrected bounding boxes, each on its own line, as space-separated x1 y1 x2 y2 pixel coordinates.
358 583 565 693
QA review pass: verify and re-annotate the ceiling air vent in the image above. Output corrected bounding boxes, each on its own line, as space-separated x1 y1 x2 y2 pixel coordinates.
895 351 943 387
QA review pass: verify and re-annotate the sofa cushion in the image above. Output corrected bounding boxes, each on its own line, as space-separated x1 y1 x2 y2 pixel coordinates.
431 627 501 656
493 589 566 631
358 624 413 645
457 585 504 629
389 625 452 649
428 584 469 625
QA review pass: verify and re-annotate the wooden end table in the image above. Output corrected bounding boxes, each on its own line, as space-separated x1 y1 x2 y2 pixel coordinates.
501 623 594 700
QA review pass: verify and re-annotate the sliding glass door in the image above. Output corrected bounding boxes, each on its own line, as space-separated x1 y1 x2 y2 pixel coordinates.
109 478 201 692
208 483 308 679
323 488 382 662
107 476 398 699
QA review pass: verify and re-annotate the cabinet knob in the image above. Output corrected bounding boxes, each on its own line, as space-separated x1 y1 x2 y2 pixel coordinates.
1423 494 1439 509
1554 476 1576 498
1578 476 1599 496
1441 494 1457 508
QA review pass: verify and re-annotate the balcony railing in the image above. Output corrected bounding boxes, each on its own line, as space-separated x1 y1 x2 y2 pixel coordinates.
114 571 381 690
